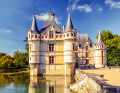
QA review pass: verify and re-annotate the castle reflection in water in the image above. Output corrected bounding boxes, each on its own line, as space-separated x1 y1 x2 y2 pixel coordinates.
28 76 74 93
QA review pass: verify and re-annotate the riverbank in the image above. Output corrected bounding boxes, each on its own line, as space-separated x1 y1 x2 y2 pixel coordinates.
0 69 30 75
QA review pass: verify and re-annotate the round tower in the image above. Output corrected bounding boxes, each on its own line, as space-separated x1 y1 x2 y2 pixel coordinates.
94 30 107 68
28 7 40 76
64 2 77 75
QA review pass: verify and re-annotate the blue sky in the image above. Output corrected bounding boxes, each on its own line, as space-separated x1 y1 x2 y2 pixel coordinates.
0 0 120 56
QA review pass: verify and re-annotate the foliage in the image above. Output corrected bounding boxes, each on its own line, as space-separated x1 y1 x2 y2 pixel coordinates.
0 53 6 58
96 30 120 66
0 55 15 69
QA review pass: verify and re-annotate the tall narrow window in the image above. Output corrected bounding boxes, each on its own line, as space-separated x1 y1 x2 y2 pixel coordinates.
49 31 54 38
56 35 58 38
86 52 88 57
49 44 54 52
67 34 69 37
29 34 30 38
35 35 37 38
102 51 104 56
86 60 89 64
86 46 88 50
75 46 78 51
75 53 78 57
49 86 54 93
49 56 54 64
42 36 44 39
73 44 74 50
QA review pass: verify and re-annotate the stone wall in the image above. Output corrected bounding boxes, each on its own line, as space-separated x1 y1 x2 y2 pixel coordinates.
70 69 120 93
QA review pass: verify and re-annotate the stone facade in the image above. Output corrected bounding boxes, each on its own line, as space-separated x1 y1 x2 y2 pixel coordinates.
28 7 107 76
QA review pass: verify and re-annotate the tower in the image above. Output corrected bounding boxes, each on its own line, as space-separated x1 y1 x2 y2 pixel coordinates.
93 29 107 68
64 1 77 75
28 7 40 75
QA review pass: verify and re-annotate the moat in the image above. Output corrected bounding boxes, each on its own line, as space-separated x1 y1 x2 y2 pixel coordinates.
0 73 75 93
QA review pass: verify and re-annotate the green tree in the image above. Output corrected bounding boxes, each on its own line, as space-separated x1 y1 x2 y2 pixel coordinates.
0 55 14 69
0 53 6 58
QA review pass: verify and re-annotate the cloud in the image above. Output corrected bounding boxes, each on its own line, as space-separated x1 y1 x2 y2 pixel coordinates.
0 28 12 33
69 0 92 13
97 5 103 11
36 13 61 24
105 0 120 9
77 5 92 13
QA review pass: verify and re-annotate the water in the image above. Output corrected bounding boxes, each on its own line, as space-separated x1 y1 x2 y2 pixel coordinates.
0 73 75 93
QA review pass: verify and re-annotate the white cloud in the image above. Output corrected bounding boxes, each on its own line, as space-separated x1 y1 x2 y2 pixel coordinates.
77 5 92 13
36 12 61 24
0 28 12 33
105 0 120 9
69 0 92 13
97 5 103 11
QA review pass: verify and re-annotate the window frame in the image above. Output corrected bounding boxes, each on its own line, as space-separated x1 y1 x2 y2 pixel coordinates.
49 56 54 64
49 44 54 52
49 31 54 38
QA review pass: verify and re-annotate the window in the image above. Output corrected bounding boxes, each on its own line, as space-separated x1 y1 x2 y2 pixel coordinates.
75 53 78 57
49 86 54 93
49 31 54 38
31 35 33 38
74 33 76 37
67 34 69 37
75 46 78 51
29 34 30 38
86 60 89 64
39 36 40 38
86 52 88 57
49 56 54 64
30 57 31 60
49 44 54 51
73 44 74 50
56 35 58 38
79 44 81 47
71 34 73 36
35 35 37 38
45 36 47 38
102 51 104 56
60 35 62 38
86 46 88 50
42 36 44 39
102 45 103 48
90 44 92 47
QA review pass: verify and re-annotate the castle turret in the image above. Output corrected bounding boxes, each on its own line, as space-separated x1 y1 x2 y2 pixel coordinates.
64 1 77 75
93 29 107 68
28 7 40 76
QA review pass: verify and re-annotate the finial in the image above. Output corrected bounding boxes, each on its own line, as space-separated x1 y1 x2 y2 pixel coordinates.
69 0 70 13
50 5 51 13
34 6 35 16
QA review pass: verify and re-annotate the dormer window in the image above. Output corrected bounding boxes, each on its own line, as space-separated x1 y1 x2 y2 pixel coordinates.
67 34 69 37
86 46 88 50
29 34 30 38
49 31 54 38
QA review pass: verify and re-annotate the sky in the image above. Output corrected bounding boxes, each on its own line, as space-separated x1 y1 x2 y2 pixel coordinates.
0 0 120 56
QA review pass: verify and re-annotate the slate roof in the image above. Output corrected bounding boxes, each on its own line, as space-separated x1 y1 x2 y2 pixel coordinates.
97 30 103 44
40 13 62 34
31 15 39 34
65 13 73 32
77 34 93 47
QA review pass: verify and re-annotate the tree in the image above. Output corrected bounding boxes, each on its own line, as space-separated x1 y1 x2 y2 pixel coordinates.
0 53 6 58
0 55 14 69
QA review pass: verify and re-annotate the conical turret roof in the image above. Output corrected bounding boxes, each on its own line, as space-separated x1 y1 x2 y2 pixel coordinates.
65 1 73 32
31 7 39 34
97 30 103 44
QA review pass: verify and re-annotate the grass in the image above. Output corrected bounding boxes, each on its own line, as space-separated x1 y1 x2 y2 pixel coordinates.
0 70 30 75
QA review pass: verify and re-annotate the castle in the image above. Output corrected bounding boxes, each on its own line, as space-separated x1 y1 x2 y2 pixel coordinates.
28 5 107 76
